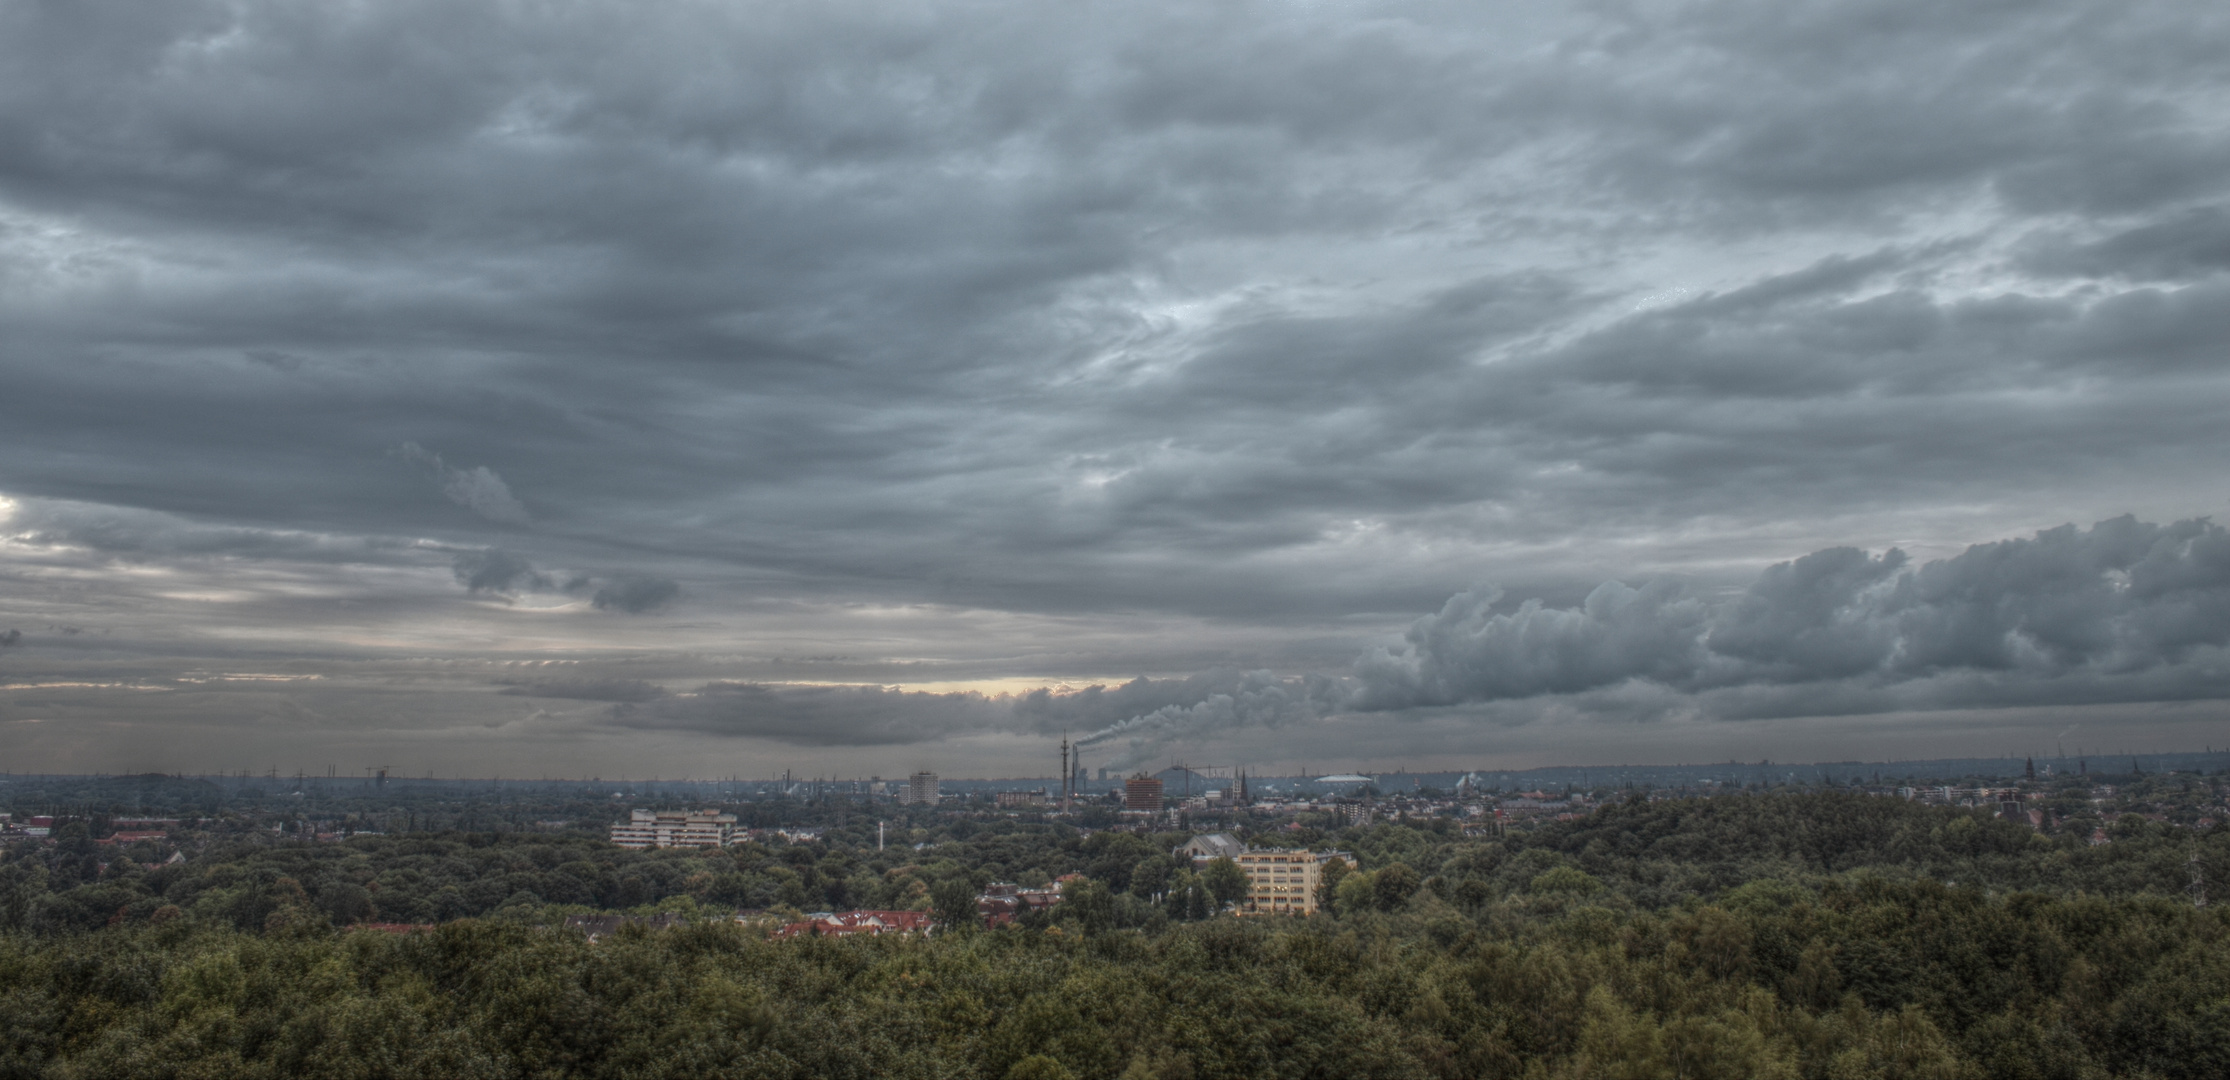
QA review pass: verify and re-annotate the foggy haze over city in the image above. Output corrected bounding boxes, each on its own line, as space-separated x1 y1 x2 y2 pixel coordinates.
4 0 2229 779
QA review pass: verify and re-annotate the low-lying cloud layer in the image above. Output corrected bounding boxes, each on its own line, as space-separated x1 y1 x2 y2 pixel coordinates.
1014 516 2230 766
1359 515 2230 712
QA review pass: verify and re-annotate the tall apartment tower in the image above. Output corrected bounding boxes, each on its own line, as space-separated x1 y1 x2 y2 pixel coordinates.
905 771 940 806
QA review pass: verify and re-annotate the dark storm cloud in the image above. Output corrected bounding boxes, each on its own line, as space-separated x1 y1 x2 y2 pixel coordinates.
587 576 680 615
450 550 549 596
1355 515 2230 714
2 0 2228 769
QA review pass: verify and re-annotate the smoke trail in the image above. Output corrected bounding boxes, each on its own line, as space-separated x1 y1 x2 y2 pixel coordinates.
1071 671 1328 769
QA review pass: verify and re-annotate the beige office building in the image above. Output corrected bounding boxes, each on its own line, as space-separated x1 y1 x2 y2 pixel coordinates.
1236 849 1345 915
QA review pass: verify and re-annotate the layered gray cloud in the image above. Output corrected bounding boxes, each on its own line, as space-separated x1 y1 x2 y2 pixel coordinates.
2 0 2227 772
1357 515 2230 714
611 684 1004 748
499 679 669 705
452 549 549 595
587 576 680 615
1009 515 2230 762
447 549 679 613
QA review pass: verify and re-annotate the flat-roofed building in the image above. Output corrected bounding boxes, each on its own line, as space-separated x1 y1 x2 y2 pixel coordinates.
1125 774 1164 811
609 809 736 849
1235 849 1348 916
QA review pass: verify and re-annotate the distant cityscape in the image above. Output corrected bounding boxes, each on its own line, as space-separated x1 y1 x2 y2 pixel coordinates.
4 747 2222 864
0 745 2221 1013
564 748 2230 938
11 747 2219 801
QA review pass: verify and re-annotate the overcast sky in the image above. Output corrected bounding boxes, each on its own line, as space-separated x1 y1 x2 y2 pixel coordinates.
4 0 2228 779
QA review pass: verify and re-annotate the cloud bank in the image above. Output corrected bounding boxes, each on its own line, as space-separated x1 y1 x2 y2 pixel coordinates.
1356 515 2230 715
1021 515 2230 764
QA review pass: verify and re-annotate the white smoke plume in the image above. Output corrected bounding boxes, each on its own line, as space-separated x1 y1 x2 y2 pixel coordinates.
1066 671 1332 770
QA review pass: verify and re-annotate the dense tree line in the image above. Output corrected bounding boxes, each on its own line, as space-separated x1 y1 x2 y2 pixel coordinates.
0 791 2222 1077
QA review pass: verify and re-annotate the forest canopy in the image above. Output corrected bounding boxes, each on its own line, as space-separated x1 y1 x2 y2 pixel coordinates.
0 789 2223 1078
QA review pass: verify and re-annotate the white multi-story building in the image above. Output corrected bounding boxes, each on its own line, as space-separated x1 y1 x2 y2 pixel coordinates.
609 808 737 849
